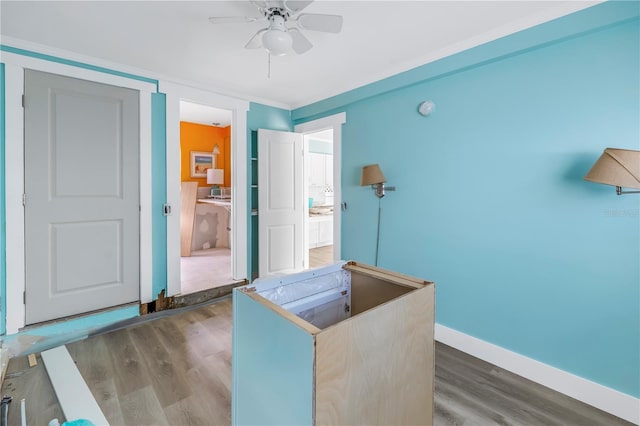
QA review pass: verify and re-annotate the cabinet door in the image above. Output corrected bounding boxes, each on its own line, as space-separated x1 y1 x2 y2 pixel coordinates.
324 154 333 187
310 153 325 187
317 217 333 247
309 220 319 248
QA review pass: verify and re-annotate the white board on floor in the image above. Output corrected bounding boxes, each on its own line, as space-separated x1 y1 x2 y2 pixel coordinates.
41 346 110 426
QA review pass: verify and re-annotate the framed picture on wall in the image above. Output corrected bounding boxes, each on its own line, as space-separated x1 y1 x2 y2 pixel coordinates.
190 151 213 178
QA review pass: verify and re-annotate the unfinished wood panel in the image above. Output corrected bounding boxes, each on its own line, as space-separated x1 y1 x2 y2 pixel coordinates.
245 290 322 335
315 284 435 425
180 181 198 257
345 262 430 289
350 271 413 316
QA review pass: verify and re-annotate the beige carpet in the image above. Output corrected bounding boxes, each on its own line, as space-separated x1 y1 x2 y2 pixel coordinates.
180 248 236 295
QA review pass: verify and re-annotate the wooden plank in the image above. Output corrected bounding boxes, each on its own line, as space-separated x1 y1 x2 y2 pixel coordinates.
180 181 198 257
41 346 110 426
345 262 431 289
27 354 37 367
350 271 414 316
315 284 435 426
243 290 322 335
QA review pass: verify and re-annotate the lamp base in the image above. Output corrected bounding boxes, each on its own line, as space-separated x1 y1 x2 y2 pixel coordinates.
210 185 221 197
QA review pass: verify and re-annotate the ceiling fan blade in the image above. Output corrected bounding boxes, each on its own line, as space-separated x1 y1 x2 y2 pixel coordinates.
284 1 314 13
250 0 268 9
289 28 313 54
209 16 260 24
245 28 267 49
296 13 343 33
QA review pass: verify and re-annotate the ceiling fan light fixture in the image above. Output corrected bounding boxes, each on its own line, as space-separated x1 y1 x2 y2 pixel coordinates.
262 28 292 56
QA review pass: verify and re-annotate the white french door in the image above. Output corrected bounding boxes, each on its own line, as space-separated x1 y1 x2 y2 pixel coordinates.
258 129 305 277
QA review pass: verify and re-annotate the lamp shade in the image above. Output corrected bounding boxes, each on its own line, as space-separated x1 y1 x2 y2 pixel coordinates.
361 164 386 186
207 168 224 185
584 148 640 189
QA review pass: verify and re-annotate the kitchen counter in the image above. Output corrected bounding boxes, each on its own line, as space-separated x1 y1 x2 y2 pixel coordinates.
197 198 231 209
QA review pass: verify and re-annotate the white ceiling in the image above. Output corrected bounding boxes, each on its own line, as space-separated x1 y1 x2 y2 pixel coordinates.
180 101 232 127
0 1 600 109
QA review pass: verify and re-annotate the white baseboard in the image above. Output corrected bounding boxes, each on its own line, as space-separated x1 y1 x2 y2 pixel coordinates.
435 324 640 425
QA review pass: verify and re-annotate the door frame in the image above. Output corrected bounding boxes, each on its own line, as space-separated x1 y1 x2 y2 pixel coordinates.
159 81 249 296
3 51 156 334
294 113 346 263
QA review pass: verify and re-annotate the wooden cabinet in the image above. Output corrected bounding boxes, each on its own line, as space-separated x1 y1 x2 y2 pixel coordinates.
232 262 435 426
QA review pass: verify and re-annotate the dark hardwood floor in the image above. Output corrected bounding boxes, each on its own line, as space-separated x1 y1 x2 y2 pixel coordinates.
2 297 632 426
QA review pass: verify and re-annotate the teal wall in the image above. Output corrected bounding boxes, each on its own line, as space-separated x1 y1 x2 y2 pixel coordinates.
0 63 6 335
151 93 168 299
246 102 293 280
293 2 640 397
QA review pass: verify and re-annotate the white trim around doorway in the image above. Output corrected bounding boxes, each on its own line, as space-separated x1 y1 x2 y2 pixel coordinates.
159 81 249 297
295 112 346 263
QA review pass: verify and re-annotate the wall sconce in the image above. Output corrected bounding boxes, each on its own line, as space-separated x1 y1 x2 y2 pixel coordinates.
361 164 396 266
212 144 221 168
584 148 640 195
361 164 396 198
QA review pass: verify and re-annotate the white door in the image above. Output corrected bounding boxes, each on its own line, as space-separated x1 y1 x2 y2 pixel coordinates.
24 70 140 324
258 129 304 277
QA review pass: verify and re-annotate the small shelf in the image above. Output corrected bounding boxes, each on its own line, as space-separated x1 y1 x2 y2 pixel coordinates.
251 184 258 189
251 209 258 216
251 157 258 161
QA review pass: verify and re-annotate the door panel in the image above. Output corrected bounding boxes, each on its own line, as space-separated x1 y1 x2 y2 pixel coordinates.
258 129 304 277
24 70 140 324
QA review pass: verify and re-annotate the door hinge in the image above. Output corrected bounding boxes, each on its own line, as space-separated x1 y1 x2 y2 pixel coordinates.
23 291 26 305
163 203 172 216
22 94 25 108
345 304 350 313
22 193 26 206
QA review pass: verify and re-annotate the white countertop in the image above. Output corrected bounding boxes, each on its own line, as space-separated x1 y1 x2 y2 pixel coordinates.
197 198 231 208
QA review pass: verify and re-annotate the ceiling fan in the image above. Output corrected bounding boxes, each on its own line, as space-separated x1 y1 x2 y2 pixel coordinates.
209 0 343 56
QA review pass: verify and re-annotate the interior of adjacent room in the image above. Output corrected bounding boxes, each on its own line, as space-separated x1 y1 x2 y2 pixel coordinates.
178 101 239 295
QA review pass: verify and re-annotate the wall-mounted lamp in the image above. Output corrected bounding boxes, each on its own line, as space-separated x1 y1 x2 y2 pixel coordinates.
212 144 221 168
584 148 640 195
361 164 396 266
361 164 396 198
207 168 224 197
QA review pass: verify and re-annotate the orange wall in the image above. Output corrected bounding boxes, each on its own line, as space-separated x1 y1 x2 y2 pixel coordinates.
180 122 231 187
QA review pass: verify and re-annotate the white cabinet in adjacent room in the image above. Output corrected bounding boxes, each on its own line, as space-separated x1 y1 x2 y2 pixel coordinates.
309 215 333 248
310 153 326 187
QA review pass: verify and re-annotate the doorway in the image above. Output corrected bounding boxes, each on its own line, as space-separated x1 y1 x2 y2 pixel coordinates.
305 129 334 269
295 112 346 270
178 101 239 295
